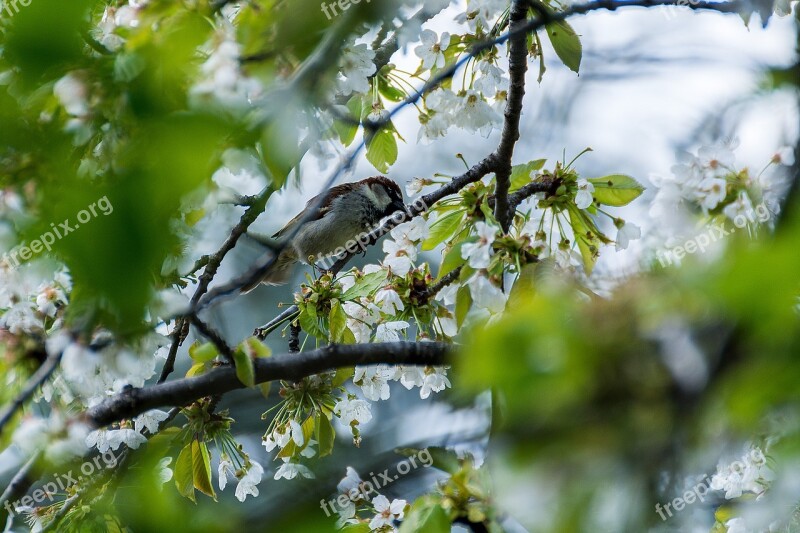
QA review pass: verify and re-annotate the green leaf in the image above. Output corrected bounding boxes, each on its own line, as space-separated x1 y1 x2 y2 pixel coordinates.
298 303 326 340
261 113 302 188
546 20 582 74
188 341 218 363
174 443 195 502
243 336 272 358
366 126 398 173
438 242 467 280
333 95 363 147
341 271 388 300
568 207 600 275
587 174 645 206
422 211 465 251
242 337 272 397
315 412 335 458
378 73 406 102
509 159 547 191
300 415 316 451
333 367 355 387
508 263 537 307
186 362 207 378
456 285 472 328
233 347 256 388
399 499 450 533
329 299 347 343
192 440 216 500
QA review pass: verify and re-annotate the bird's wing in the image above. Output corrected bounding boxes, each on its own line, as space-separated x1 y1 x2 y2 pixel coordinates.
271 185 347 239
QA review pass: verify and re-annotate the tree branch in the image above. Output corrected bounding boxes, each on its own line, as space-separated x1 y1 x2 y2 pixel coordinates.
158 188 273 383
87 342 450 428
493 0 530 232
0 352 62 436
507 175 561 210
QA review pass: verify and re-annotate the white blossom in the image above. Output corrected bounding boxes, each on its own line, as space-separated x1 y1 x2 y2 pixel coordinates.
375 288 404 315
236 461 264 501
218 456 235 490
274 459 315 481
455 89 502 136
369 495 406 530
134 409 170 434
334 397 373 426
391 217 429 244
354 366 392 401
772 146 795 166
383 239 416 276
574 178 595 209
405 178 427 196
394 366 425 390
723 191 755 222
461 221 497 268
337 43 376 96
375 320 409 342
697 177 728 210
615 221 641 251
420 367 452 399
54 73 89 117
414 30 450 70
473 59 506 95
467 274 506 313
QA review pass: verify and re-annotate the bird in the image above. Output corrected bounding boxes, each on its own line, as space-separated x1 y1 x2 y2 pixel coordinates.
242 176 406 290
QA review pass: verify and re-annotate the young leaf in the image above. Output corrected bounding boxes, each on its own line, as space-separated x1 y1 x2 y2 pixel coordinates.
546 20 582 74
366 127 398 173
298 302 326 339
174 443 195 502
422 210 464 251
508 263 537 307
188 341 218 363
509 159 547 191
455 285 472 328
329 299 347 343
568 207 600 275
332 366 355 387
438 241 467 280
192 440 216 500
341 271 388 300
233 347 256 388
243 336 271 359
399 498 450 533
587 174 645 206
315 412 335 458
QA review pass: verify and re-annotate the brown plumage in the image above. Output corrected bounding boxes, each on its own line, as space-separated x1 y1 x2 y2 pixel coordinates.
243 176 405 290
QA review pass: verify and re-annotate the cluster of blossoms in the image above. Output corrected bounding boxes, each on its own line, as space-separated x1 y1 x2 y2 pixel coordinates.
331 467 408 531
218 454 267 502
190 7 264 113
94 0 147 52
650 140 794 234
710 446 772 500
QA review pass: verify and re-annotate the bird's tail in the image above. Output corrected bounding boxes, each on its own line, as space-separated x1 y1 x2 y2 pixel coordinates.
241 247 298 292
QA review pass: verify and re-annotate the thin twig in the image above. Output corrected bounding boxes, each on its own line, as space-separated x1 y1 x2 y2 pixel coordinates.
0 352 63 436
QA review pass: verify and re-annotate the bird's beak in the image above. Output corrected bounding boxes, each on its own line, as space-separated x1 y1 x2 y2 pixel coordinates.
390 199 406 214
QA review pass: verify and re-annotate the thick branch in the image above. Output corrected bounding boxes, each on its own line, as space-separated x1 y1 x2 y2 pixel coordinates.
493 0 530 232
88 342 450 427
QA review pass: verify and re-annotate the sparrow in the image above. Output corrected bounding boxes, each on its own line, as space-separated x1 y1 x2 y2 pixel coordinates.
243 176 406 290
